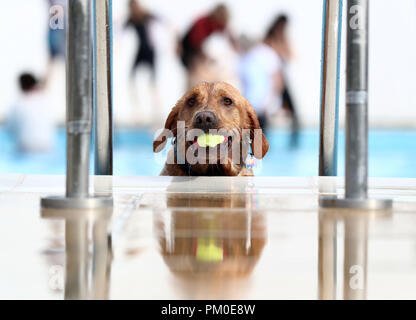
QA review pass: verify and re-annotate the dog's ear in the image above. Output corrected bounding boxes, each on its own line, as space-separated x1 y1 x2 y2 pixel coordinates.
153 106 179 153
245 101 269 159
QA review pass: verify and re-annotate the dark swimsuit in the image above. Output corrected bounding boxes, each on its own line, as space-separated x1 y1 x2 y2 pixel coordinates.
180 16 225 70
126 15 156 76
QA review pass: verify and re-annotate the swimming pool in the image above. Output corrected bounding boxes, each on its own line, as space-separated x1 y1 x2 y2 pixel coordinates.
1 127 415 177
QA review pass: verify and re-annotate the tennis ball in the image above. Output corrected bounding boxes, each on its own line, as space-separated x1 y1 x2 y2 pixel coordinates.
197 134 225 147
196 238 224 262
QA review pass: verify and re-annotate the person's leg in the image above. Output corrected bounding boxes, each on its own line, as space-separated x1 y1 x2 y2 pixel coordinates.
257 113 269 134
180 41 201 89
129 57 143 124
282 86 300 148
147 54 161 127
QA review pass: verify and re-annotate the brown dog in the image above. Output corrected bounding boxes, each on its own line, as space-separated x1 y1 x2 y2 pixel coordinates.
153 82 269 176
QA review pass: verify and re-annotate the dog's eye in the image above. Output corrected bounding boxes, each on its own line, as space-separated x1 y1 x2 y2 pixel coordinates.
187 97 197 107
223 97 233 106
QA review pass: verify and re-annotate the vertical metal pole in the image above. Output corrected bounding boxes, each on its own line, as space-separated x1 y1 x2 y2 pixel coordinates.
66 0 92 198
320 0 391 210
345 0 368 199
319 0 343 176
94 0 113 176
41 0 113 209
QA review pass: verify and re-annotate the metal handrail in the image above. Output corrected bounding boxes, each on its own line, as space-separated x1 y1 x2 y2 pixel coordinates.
41 0 113 209
94 0 113 176
320 0 392 210
319 0 343 177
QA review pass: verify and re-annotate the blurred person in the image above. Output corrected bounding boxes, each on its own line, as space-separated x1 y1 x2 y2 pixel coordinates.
270 15 300 148
238 34 256 54
6 73 55 153
125 0 156 79
180 3 239 87
125 0 162 125
240 20 285 133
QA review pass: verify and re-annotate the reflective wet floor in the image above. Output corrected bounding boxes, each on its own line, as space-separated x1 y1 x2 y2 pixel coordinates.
1 175 416 299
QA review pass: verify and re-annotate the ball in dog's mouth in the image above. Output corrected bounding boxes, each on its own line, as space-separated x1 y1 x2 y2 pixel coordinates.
187 133 234 159
197 134 225 147
189 134 233 148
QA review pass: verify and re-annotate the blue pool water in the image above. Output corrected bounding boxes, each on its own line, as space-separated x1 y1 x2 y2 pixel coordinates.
1 127 415 177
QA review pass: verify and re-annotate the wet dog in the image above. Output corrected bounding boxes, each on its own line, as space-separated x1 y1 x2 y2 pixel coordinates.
153 82 269 176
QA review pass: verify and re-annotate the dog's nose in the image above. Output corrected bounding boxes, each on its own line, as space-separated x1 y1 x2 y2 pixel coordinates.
193 111 218 130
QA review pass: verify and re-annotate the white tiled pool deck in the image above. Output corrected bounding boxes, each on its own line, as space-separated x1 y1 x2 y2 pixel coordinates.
1 174 416 300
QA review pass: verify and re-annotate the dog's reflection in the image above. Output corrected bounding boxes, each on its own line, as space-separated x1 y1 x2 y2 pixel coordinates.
154 193 266 298
155 192 266 298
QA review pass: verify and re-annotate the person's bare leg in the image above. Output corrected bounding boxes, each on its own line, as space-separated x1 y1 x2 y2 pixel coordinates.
150 72 162 129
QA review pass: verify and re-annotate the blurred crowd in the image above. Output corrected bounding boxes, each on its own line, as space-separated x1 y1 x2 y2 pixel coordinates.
6 0 300 154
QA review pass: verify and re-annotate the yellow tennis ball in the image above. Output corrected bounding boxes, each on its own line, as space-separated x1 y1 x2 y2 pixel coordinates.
196 238 224 262
197 134 225 147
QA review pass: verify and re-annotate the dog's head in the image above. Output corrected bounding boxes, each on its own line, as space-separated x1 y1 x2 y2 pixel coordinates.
153 82 269 175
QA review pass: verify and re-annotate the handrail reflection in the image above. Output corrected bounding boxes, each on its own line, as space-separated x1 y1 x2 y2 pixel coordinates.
318 209 391 300
318 211 337 299
41 208 113 300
